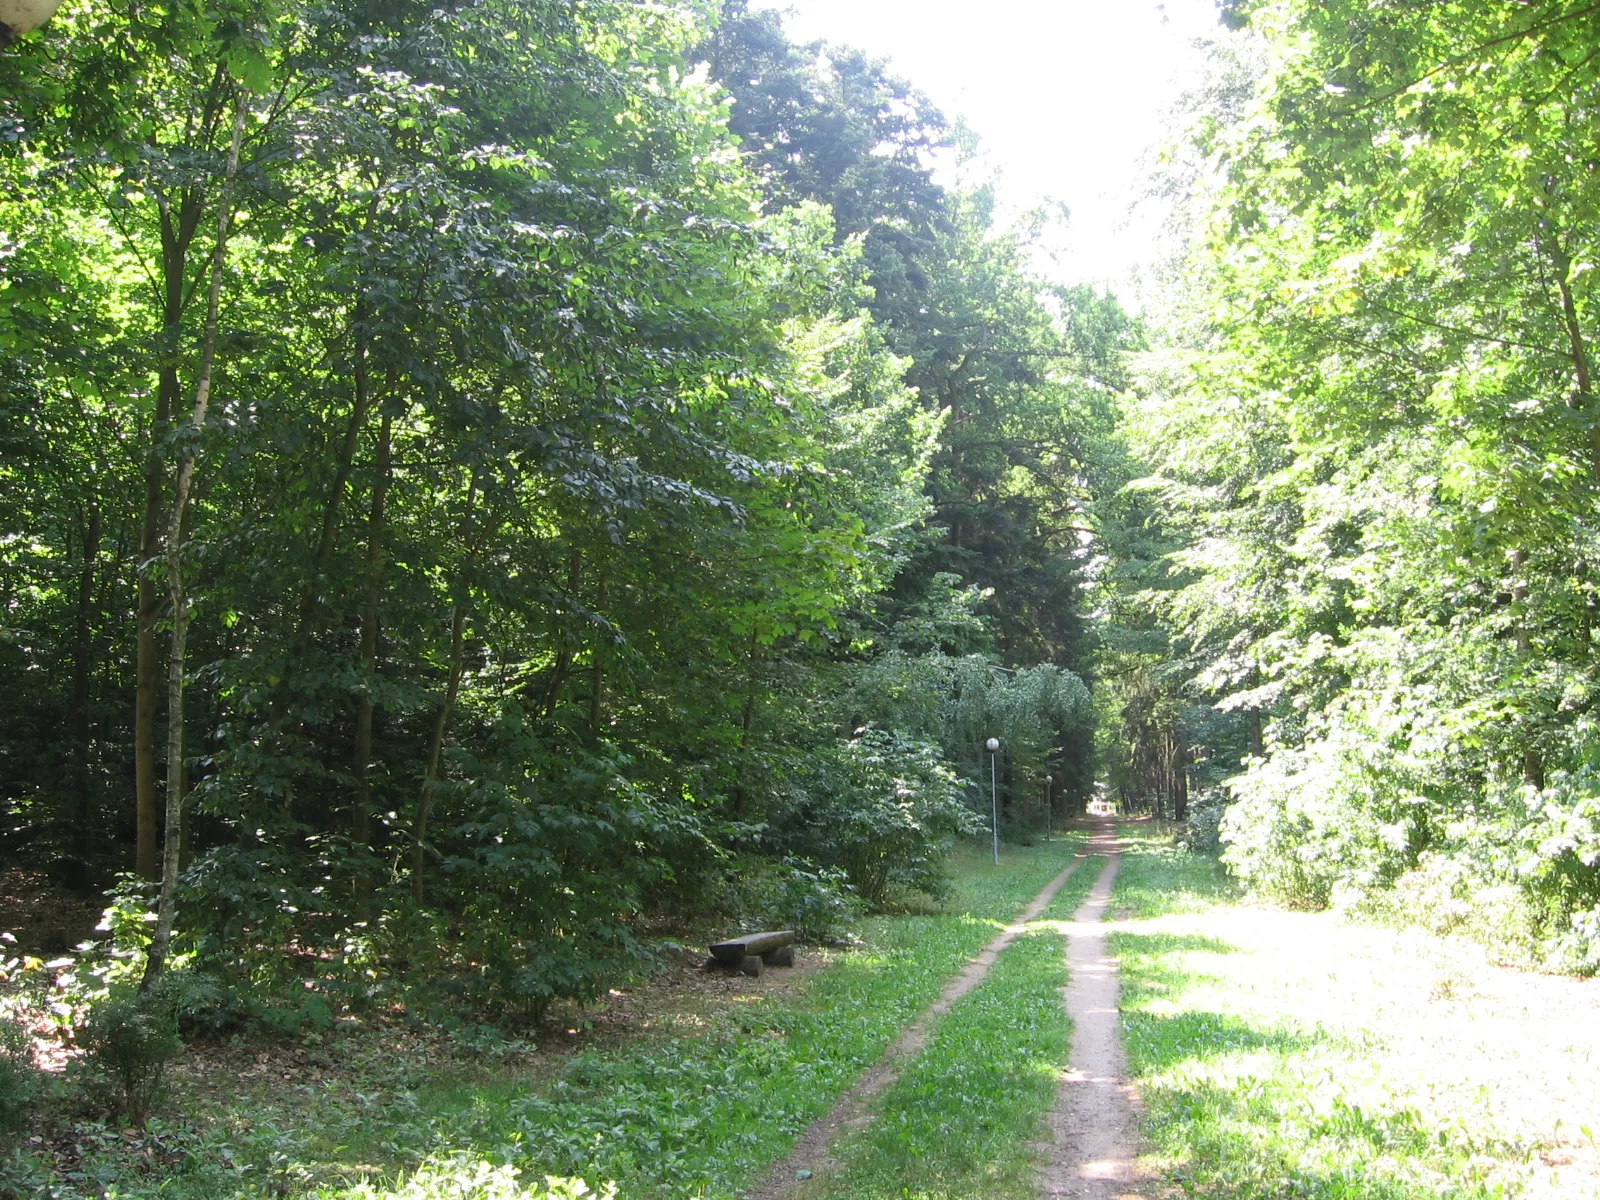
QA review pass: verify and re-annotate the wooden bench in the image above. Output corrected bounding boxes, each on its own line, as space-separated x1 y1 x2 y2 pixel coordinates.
706 930 795 976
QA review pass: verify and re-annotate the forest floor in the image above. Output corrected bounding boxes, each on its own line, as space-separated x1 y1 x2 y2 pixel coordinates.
11 824 1600 1200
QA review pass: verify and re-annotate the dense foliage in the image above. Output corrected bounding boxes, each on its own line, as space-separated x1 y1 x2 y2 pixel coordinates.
1098 0 1600 970
0 0 1110 1034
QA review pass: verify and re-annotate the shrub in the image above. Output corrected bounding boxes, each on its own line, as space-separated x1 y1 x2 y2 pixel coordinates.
1179 787 1229 855
77 987 183 1127
0 1016 41 1138
1219 720 1433 909
716 857 863 943
776 731 981 907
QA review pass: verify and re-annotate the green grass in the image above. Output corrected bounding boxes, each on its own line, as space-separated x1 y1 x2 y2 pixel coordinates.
1110 833 1546 1200
808 856 1104 1199
24 839 1087 1200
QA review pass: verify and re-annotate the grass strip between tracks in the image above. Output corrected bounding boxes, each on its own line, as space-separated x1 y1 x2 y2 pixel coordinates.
804 857 1104 1200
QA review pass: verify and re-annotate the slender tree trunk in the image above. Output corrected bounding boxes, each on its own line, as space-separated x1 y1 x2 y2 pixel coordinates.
412 601 468 905
534 550 581 719
589 570 606 732
70 503 101 865
136 170 213 880
731 631 759 817
1541 234 1599 481
411 476 479 905
1174 726 1190 822
143 89 247 992
288 298 379 681
352 413 392 860
1509 548 1546 789
136 393 172 880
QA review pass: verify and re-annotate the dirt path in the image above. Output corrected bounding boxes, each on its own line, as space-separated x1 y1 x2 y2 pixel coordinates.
750 848 1093 1200
1038 822 1151 1199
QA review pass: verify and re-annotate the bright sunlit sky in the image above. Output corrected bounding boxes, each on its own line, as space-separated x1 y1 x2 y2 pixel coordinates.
750 0 1223 295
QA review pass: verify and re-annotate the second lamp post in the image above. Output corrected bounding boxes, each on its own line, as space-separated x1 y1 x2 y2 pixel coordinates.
985 737 1001 865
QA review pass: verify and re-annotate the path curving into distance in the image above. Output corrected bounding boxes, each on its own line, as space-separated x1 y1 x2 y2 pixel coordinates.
1038 821 1152 1199
750 846 1093 1200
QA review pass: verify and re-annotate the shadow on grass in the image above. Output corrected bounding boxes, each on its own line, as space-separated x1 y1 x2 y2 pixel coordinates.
1110 930 1245 999
1145 1075 1498 1200
1123 1008 1324 1070
1118 931 1239 955
1114 931 1328 1071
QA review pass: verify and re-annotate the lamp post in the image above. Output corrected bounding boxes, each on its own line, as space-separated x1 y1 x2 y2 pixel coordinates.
1044 774 1053 842
985 737 1001 865
0 0 64 46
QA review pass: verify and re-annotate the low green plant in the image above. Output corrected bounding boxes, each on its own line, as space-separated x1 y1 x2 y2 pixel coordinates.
344 1155 615 1199
0 1015 41 1139
35 841 1086 1199
1111 834 1533 1200
1180 786 1229 855
77 986 184 1127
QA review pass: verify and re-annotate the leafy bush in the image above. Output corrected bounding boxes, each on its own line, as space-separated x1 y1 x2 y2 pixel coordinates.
76 986 183 1127
1219 718 1433 909
1179 787 1229 855
777 731 981 907
1222 691 1600 973
716 857 863 943
1361 771 1600 973
0 1016 40 1139
410 747 700 1025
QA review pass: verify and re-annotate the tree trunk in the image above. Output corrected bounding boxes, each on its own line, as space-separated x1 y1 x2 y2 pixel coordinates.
143 89 247 993
1174 726 1190 822
533 550 581 719
1510 548 1545 788
136 378 174 880
412 600 468 905
411 475 479 905
69 502 101 864
731 631 759 816
352 412 392 860
136 150 215 881
1545 236 1599 483
287 295 379 682
589 570 606 732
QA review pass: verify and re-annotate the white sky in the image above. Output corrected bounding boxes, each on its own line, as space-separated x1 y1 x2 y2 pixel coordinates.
750 0 1222 294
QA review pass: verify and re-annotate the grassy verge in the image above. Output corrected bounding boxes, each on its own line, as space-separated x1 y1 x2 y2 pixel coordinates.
808 856 1105 1200
1111 827 1597 1200
25 839 1086 1200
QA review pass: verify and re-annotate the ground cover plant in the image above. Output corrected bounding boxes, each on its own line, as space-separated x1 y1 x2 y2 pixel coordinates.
6 840 1084 1199
808 856 1103 1199
1110 828 1600 1199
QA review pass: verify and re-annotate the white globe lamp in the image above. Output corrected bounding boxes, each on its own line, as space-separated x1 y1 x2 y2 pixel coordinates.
1 0 64 45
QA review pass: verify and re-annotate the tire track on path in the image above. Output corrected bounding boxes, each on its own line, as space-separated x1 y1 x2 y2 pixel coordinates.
1038 821 1152 1199
749 847 1093 1200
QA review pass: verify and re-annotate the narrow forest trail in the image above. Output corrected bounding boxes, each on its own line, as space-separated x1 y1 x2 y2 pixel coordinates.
749 846 1094 1200
1038 823 1151 1199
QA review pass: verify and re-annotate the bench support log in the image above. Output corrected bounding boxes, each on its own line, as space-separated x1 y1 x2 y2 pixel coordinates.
708 929 795 965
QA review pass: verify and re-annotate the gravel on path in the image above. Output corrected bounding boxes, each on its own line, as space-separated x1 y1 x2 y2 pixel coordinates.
1038 821 1153 1199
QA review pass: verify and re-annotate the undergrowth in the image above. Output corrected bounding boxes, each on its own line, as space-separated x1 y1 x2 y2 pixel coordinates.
17 839 1085 1199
